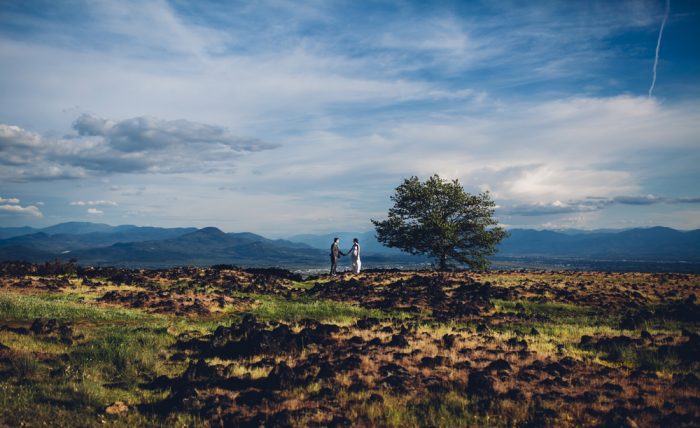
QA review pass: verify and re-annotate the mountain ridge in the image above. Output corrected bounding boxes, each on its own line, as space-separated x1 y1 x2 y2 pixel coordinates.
1 222 698 270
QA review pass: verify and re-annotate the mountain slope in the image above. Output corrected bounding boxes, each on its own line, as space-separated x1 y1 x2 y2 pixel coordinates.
65 227 324 267
0 226 198 253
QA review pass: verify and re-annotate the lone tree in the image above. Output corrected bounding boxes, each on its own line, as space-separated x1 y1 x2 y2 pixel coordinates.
372 175 507 271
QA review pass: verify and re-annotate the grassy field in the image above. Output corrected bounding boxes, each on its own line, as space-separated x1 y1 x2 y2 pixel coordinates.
0 264 698 427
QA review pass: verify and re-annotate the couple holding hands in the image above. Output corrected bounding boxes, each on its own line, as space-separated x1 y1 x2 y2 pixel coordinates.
330 237 361 275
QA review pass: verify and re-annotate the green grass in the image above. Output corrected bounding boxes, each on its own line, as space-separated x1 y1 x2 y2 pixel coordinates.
0 318 196 428
68 325 177 386
494 299 613 326
345 391 516 428
0 381 204 428
246 295 388 323
0 292 157 323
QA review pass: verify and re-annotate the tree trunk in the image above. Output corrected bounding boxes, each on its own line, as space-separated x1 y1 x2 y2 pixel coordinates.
438 254 448 271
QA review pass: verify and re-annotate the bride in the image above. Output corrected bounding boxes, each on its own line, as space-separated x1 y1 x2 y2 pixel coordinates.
349 238 361 274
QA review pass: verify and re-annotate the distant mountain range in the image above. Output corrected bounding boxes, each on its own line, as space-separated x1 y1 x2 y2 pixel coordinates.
0 222 698 271
0 222 322 267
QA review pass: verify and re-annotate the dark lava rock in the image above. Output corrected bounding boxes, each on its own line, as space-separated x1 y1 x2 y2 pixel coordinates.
356 317 380 330
348 336 364 346
506 337 527 349
522 402 560 428
503 388 525 401
619 309 653 330
367 338 382 346
205 316 336 359
235 389 281 407
602 382 624 394
265 362 298 389
578 391 600 404
419 356 448 368
677 331 700 364
338 355 362 371
30 318 65 335
348 382 366 393
310 387 334 401
427 382 450 394
182 359 225 385
328 415 352 428
170 353 187 362
579 335 594 347
486 359 511 372
602 407 637 428
559 356 577 367
467 371 496 398
442 334 457 349
388 334 409 348
379 363 409 377
316 362 334 379
673 372 700 389
543 362 570 377
656 295 700 323
368 393 384 404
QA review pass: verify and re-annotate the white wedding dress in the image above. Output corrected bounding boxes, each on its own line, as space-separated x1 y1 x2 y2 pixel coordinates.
350 242 361 273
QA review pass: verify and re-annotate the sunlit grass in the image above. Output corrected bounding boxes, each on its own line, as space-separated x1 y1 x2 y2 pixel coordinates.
0 292 156 323
245 295 389 323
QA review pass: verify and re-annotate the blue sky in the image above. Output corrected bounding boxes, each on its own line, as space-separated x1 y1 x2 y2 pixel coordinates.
1 0 699 236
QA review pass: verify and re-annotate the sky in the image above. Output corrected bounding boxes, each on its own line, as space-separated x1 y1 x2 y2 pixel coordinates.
1 0 699 236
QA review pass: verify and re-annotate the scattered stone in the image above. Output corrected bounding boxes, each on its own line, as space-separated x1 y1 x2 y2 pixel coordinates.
105 401 128 415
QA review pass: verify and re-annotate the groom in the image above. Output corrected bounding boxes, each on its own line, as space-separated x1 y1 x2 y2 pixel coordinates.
329 237 345 276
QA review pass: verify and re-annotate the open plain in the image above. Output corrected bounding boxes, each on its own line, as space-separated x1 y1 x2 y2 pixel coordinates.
0 261 698 427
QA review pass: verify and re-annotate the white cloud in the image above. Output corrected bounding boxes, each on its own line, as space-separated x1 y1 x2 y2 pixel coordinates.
87 207 103 215
0 196 20 204
73 114 277 153
0 196 43 218
70 200 117 206
0 204 43 218
0 114 278 180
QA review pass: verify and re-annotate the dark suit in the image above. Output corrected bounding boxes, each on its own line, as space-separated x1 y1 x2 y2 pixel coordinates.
330 241 342 275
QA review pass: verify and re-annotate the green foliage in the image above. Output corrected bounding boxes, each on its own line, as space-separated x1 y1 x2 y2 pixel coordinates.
372 175 507 270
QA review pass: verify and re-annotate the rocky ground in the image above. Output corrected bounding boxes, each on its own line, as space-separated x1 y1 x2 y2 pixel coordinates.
0 261 698 427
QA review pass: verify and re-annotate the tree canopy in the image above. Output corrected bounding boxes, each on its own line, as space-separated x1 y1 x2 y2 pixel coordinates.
372 175 507 271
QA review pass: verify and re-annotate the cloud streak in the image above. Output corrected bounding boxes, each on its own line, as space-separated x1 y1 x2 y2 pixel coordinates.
649 0 670 97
